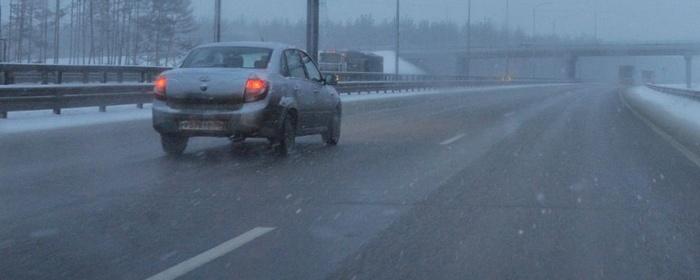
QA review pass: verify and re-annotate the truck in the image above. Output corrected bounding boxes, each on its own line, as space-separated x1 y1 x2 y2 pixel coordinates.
319 50 384 73
619 65 636 86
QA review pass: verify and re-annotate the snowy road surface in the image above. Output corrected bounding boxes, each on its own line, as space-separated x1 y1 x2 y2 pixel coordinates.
2 84 700 279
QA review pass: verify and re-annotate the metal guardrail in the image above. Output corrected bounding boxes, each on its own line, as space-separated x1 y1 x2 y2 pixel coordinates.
0 63 169 85
0 84 153 118
646 84 700 99
0 63 564 119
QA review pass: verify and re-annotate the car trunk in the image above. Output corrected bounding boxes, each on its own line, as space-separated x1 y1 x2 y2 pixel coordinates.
164 68 257 109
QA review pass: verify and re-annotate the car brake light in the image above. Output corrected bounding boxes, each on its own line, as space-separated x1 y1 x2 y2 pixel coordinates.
244 78 268 102
154 76 167 100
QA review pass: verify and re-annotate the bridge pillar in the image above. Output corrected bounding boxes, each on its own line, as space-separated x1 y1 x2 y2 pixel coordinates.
566 56 578 81
684 55 693 89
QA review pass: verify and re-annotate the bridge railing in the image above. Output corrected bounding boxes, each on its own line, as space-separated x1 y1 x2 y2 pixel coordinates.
646 84 700 99
0 64 565 119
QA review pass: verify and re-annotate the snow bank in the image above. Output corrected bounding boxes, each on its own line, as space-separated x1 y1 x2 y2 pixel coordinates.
340 84 568 103
657 84 700 90
1 84 568 135
0 105 152 135
622 86 700 157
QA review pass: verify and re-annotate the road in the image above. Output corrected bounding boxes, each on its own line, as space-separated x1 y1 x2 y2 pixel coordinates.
2 84 700 279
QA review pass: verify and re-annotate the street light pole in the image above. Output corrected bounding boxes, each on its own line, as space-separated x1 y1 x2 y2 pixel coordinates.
530 2 551 79
505 0 510 80
532 3 551 40
214 0 222 42
395 0 400 77
0 0 3 41
306 0 319 61
54 0 60 64
594 12 599 42
465 0 472 78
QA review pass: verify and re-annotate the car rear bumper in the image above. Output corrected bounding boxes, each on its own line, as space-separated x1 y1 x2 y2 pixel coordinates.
152 100 279 137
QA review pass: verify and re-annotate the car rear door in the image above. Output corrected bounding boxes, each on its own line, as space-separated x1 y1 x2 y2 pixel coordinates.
283 49 316 131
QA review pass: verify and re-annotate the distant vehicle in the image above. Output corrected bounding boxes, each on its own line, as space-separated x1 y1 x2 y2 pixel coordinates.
152 42 342 156
641 70 656 84
319 50 384 73
619 65 636 86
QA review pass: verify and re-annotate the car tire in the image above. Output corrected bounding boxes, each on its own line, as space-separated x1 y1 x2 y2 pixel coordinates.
276 116 296 156
322 109 341 146
161 134 188 156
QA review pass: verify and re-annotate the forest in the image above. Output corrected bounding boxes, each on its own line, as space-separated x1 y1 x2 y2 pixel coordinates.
1 0 588 66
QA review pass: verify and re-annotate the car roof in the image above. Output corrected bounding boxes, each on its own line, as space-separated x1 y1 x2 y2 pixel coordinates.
195 41 298 52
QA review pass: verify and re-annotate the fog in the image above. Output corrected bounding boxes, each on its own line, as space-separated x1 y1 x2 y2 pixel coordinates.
2 0 699 83
191 0 700 42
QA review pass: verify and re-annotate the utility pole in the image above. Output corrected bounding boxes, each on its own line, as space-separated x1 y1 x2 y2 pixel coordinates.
395 0 400 77
214 0 221 42
465 0 471 78
53 0 60 64
306 0 319 61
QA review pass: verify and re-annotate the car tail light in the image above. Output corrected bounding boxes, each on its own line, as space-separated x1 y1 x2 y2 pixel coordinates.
244 78 268 102
154 76 167 100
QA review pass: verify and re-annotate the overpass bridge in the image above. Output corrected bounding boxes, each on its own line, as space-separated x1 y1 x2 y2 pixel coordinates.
401 43 700 87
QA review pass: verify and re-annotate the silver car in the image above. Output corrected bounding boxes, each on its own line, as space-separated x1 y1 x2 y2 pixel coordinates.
152 42 342 156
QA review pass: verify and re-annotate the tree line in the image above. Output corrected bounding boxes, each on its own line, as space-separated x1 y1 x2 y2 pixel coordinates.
1 0 588 66
3 0 195 65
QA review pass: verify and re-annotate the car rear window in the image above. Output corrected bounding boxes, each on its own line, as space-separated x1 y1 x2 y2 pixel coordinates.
181 47 273 69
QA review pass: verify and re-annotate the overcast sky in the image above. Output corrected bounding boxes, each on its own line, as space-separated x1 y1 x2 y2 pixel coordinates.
190 0 700 42
1 0 698 42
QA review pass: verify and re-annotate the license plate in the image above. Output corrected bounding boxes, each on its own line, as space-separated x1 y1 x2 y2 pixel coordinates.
179 120 226 131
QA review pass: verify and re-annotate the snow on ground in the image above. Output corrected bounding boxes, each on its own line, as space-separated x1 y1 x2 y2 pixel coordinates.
0 84 568 135
624 86 700 160
371 51 427 75
657 84 700 91
340 84 567 103
0 105 152 135
629 86 700 126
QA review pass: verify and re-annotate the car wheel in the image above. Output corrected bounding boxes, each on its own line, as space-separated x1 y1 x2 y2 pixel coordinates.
276 116 296 156
322 109 341 146
161 134 188 156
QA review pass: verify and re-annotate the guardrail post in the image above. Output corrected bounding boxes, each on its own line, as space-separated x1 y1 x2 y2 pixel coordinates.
3 70 14 85
140 71 146 83
117 71 124 83
53 99 61 115
41 71 49 85
82 71 89 83
137 103 144 109
99 105 107 112
56 71 63 84
0 112 7 119
685 55 693 89
102 72 108 83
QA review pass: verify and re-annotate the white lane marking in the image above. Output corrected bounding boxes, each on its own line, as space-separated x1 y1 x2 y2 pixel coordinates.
145 227 275 280
440 133 467 146
619 91 700 169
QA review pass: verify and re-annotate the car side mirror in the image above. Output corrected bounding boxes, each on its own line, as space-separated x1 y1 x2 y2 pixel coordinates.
324 74 338 86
